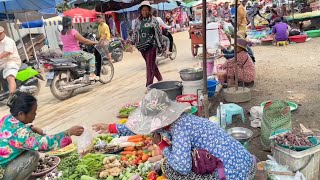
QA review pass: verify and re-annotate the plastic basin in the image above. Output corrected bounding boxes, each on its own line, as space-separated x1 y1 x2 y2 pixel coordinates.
148 81 182 100
207 80 219 97
289 35 307 43
176 94 198 105
305 29 320 38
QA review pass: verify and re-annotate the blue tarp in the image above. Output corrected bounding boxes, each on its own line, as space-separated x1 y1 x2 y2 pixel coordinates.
0 13 14 20
21 20 44 28
0 0 62 13
116 2 178 13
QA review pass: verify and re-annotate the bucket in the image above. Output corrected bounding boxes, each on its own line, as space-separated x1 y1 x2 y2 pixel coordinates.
182 79 203 95
200 60 214 76
147 81 183 100
207 79 219 97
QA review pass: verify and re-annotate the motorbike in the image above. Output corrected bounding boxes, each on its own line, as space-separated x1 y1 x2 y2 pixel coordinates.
156 29 177 65
44 45 114 100
0 63 44 102
82 26 124 62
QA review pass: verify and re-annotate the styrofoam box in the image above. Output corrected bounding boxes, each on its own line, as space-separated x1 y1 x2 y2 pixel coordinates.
272 144 320 180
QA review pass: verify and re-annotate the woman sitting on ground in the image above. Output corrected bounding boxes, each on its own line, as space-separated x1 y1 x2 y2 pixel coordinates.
92 89 257 180
222 38 255 85
272 17 289 43
0 93 84 179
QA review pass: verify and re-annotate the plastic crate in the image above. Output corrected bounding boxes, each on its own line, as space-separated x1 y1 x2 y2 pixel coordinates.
272 144 320 180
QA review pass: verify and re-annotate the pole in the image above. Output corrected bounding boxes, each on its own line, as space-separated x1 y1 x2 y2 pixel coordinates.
14 20 29 62
202 0 209 118
24 12 40 68
234 0 239 90
3 3 15 40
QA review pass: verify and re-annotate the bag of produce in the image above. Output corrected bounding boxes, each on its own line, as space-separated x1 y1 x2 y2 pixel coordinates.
77 127 94 156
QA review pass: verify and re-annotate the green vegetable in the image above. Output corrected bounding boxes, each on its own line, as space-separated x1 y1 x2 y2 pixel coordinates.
106 176 114 180
80 175 97 180
119 107 137 117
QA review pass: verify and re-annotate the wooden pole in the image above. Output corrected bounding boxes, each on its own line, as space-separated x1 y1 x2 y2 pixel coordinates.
202 0 209 118
234 0 239 90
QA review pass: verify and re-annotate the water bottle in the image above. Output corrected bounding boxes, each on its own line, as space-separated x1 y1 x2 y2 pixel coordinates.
216 102 226 129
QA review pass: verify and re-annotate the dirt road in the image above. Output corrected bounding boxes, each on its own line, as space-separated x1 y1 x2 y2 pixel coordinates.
0 32 198 133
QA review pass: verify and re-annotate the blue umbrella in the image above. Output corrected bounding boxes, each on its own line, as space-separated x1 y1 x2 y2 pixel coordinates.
0 0 61 13
0 0 62 62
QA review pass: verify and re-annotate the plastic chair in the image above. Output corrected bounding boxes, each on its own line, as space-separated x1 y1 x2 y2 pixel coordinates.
277 41 287 46
223 103 245 125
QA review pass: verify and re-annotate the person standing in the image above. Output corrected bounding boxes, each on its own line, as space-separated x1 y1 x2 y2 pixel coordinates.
247 3 265 30
237 0 248 36
132 1 164 87
0 26 21 95
96 14 114 63
221 2 232 20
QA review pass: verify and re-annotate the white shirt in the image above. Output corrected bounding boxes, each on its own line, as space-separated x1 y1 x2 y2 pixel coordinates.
55 29 63 45
156 17 171 29
0 36 21 67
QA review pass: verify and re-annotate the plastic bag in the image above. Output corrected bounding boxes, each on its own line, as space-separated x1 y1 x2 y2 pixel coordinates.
77 127 94 156
266 156 306 180
249 106 264 128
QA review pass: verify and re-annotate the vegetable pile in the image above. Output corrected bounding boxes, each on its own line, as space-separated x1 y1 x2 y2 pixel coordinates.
57 152 80 179
99 156 129 178
274 132 313 147
33 155 57 174
118 104 139 117
41 169 62 180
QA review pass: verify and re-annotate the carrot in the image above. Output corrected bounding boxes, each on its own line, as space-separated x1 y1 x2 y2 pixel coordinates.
128 135 143 140
124 146 135 151
120 151 133 155
128 137 144 142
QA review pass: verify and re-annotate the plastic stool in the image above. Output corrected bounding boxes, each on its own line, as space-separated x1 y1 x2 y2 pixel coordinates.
223 103 245 125
277 41 287 46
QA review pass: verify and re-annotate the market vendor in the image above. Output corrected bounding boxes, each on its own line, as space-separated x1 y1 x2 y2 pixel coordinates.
92 89 257 180
247 3 266 30
0 92 84 180
272 17 289 43
222 38 255 85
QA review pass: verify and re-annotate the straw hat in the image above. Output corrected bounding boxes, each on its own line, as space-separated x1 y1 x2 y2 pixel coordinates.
125 89 190 134
139 1 152 11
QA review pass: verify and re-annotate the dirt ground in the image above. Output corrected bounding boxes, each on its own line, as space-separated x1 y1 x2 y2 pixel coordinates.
1 31 319 162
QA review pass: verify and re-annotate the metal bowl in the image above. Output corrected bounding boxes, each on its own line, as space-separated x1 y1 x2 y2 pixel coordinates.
227 127 253 142
179 68 203 81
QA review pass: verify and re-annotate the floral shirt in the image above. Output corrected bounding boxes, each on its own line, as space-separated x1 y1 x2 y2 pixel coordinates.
0 115 72 166
115 114 254 179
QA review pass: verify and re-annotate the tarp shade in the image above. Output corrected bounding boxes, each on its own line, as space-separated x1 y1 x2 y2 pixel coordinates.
0 13 14 20
115 1 178 13
39 8 57 15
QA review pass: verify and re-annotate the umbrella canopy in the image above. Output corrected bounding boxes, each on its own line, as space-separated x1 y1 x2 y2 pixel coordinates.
63 7 97 23
0 0 61 13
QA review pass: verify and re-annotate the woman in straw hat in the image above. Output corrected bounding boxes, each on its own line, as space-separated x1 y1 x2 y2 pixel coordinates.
93 89 256 180
131 1 164 87
222 38 255 85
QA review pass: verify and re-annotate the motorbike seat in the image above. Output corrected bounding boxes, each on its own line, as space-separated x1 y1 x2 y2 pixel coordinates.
19 63 29 71
50 58 75 63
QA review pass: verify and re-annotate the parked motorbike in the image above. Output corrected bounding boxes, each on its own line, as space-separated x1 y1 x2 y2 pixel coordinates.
0 63 44 102
44 45 114 100
156 30 177 65
82 27 124 62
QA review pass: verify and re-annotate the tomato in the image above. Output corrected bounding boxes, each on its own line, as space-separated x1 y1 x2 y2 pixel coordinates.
147 171 157 180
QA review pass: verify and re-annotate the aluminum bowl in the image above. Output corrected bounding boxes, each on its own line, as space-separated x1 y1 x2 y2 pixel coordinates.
179 68 203 81
227 127 253 142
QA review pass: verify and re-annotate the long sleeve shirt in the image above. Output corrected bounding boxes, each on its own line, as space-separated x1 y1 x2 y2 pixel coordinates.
0 115 72 166
155 17 171 29
237 4 247 26
112 113 254 179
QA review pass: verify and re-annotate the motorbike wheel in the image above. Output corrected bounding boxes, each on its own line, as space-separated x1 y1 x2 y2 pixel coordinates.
99 61 114 84
169 43 177 60
112 48 124 62
50 71 74 100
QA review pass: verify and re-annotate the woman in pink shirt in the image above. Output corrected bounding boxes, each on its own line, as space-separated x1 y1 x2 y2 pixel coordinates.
61 16 98 80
